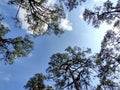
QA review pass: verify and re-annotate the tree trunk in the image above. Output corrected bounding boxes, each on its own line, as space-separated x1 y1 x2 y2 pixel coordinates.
68 66 80 90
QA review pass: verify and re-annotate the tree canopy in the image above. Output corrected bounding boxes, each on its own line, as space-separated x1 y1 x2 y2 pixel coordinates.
83 0 120 28
25 46 120 90
95 30 120 90
0 15 33 64
1 0 120 90
8 0 66 36
61 0 86 11
24 73 53 90
46 46 93 90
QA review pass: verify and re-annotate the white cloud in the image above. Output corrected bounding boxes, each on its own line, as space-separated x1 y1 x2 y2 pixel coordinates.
18 8 49 35
79 6 85 20
93 0 103 2
60 18 72 31
47 0 56 6
79 14 83 19
100 19 120 39
3 77 10 81
18 8 29 31
18 0 56 32
1 74 11 81
28 53 33 58
18 3 72 33
104 24 113 31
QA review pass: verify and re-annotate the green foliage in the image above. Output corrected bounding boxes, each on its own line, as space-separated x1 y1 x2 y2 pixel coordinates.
83 0 120 28
24 73 46 90
82 2 120 88
24 43 120 90
24 73 53 90
61 0 86 11
95 30 120 89
8 0 65 36
2 0 120 89
46 46 94 90
0 16 33 64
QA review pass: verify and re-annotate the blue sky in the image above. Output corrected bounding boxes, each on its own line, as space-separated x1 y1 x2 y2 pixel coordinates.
0 0 118 90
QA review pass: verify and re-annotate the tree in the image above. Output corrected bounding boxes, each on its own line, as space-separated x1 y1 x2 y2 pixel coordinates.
24 73 53 90
60 0 86 11
2 0 120 89
24 45 120 90
81 0 120 89
7 0 87 36
95 30 120 90
8 0 66 36
46 46 94 90
0 15 33 64
0 0 87 63
83 0 120 28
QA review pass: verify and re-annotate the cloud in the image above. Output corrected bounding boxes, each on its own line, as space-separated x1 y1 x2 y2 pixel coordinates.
18 2 72 33
18 8 30 31
28 53 33 58
0 72 11 81
18 0 56 31
60 18 73 31
79 14 83 19
18 8 49 35
79 6 85 20
93 0 103 2
3 76 10 81
47 0 56 6
104 24 113 31
19 8 36 34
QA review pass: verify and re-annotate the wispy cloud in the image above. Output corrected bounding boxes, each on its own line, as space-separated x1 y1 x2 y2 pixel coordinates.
3 76 10 81
18 1 72 33
79 6 85 20
79 14 83 19
0 72 11 81
60 18 73 31
93 0 103 2
18 8 29 31
47 0 56 6
28 53 33 58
